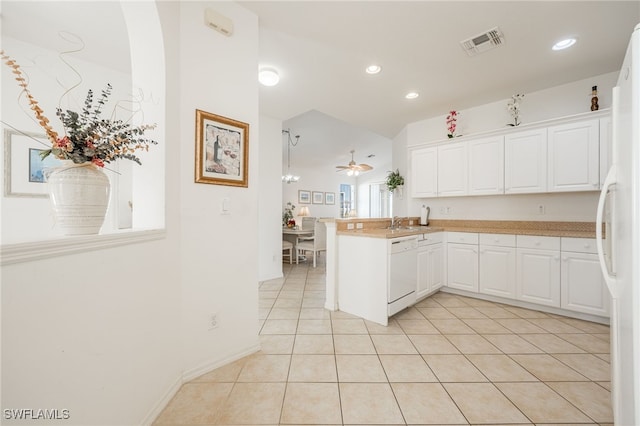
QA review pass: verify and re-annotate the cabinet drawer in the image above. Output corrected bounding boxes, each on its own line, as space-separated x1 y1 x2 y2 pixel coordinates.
447 232 479 245
517 235 560 250
561 237 598 254
480 233 516 247
421 232 444 244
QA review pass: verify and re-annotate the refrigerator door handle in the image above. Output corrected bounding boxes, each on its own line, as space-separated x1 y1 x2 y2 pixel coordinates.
596 165 617 298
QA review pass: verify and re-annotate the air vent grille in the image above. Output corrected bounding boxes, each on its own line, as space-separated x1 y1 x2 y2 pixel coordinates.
460 27 505 56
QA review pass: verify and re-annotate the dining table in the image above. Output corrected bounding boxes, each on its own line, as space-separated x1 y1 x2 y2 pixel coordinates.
282 227 314 262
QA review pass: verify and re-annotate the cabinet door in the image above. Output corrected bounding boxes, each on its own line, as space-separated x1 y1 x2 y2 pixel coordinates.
437 142 467 196
548 119 600 192
516 248 560 307
561 252 610 317
411 147 438 198
469 136 505 195
417 247 429 299
427 243 444 292
479 245 516 299
505 128 547 194
447 243 478 292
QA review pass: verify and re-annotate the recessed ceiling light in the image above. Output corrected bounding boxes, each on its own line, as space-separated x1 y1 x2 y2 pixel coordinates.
258 67 280 86
405 92 419 99
552 38 576 51
365 64 381 74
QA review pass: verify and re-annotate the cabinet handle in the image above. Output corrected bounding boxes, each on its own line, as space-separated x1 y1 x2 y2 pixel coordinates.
554 256 560 261
535 241 541 246
562 257 568 262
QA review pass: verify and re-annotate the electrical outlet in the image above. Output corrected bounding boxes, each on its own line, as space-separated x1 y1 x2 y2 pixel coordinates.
209 313 219 330
347 223 354 230
356 222 363 229
409 220 414 225
537 204 545 215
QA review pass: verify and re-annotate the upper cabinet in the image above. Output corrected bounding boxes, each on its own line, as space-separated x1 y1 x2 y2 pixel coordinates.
504 128 547 194
410 146 438 198
437 142 467 196
409 110 610 199
468 136 504 195
547 119 600 192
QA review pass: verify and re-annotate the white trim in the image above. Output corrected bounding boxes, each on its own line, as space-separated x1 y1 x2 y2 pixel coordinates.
0 229 166 266
181 344 261 383
140 375 182 426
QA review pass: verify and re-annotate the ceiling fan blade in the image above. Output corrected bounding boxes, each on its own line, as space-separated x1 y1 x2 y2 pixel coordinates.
357 163 373 171
335 165 349 169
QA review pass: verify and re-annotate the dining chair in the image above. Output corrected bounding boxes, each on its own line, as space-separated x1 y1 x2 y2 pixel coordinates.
296 220 326 267
282 240 295 264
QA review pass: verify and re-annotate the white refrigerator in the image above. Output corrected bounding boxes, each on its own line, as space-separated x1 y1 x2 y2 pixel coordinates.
596 22 640 425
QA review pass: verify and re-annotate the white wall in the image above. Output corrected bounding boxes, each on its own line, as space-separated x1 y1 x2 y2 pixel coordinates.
258 115 284 281
177 1 260 380
282 168 346 219
394 72 617 221
1 3 182 425
1 2 261 425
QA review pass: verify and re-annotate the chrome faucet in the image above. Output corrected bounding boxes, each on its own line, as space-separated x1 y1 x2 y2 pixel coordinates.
391 216 402 229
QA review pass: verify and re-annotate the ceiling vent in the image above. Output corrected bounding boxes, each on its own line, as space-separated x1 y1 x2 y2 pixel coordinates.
460 27 504 56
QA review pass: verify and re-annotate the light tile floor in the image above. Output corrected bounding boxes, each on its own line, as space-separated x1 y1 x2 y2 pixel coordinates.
155 258 613 425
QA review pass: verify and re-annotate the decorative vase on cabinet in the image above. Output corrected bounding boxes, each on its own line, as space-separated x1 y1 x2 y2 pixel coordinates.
47 161 111 236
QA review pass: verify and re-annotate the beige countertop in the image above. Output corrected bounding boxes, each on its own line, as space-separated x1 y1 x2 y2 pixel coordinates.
336 219 599 239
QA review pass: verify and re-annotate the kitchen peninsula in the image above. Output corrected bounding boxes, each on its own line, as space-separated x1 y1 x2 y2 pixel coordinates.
326 218 607 326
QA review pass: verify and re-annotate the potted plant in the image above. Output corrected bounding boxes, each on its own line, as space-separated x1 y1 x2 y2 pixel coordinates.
385 169 404 192
282 202 296 227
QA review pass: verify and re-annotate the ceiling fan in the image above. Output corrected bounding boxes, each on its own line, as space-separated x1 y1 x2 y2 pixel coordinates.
336 150 373 176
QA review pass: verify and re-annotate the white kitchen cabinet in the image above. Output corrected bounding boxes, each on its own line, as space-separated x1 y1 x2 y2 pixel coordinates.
548 119 600 192
437 142 467 196
561 238 610 317
446 232 478 292
516 236 560 307
410 146 438 198
417 234 444 299
468 136 505 195
479 234 516 299
504 128 547 194
600 116 612 187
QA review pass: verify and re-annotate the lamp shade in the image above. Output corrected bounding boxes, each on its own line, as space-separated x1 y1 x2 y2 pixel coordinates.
299 206 310 217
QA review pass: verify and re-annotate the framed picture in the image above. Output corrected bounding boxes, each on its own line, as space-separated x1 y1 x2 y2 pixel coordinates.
4 129 62 197
195 109 249 187
298 190 311 204
325 192 335 205
312 191 324 204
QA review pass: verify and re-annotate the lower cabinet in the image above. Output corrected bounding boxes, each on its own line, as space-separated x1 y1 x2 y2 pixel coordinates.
417 242 443 299
479 234 516 299
446 232 479 292
516 236 561 308
561 238 610 317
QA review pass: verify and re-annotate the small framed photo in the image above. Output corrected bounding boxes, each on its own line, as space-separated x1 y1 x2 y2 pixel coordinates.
312 191 324 204
298 190 311 204
4 129 62 197
325 192 335 205
195 109 249 187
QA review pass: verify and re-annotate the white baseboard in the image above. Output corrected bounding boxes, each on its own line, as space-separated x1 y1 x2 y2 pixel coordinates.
181 344 261 383
142 343 261 425
140 375 182 426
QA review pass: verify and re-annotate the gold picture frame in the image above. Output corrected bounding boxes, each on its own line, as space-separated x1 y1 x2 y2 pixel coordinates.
195 109 249 187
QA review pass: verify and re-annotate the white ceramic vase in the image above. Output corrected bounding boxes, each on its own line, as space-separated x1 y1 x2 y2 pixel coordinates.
47 161 111 236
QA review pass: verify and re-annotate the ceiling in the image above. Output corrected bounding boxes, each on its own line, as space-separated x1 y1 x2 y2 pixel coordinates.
3 1 639 177
242 1 639 140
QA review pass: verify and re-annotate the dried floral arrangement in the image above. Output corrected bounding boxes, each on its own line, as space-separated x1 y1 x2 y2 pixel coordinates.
1 49 157 167
507 94 524 127
446 110 458 138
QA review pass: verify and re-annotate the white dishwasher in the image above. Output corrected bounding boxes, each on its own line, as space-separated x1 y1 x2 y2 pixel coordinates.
388 237 418 316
